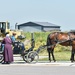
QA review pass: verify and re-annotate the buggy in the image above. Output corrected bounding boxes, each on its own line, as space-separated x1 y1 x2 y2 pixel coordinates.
0 33 39 63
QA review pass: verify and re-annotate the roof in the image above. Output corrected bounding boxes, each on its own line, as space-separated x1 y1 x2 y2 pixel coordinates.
33 22 60 27
17 21 60 27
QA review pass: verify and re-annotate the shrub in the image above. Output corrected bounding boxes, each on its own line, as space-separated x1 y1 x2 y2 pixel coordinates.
22 32 70 53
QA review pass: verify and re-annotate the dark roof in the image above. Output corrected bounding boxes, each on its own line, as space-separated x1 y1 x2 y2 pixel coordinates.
17 21 60 27
33 22 60 27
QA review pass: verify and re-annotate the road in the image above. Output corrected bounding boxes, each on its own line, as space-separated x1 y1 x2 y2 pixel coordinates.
0 63 75 75
0 56 75 75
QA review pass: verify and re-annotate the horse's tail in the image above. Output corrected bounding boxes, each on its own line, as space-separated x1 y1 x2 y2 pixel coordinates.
47 34 52 51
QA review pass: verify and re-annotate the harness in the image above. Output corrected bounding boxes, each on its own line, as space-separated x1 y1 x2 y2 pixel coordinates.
36 32 75 52
50 32 75 46
68 32 73 46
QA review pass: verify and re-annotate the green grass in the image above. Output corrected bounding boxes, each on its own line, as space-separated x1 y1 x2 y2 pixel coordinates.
54 51 71 61
22 32 73 61
39 50 71 61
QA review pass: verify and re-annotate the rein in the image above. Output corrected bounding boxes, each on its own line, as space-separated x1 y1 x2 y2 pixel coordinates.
41 38 75 49
35 38 75 54
35 32 75 53
47 38 75 48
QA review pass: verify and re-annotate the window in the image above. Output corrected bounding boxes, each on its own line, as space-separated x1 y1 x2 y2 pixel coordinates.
0 22 6 29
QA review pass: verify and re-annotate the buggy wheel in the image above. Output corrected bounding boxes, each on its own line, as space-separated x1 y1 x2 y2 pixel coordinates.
27 51 39 63
22 52 28 63
0 54 3 63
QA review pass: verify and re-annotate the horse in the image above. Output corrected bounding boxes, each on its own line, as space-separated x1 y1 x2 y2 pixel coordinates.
47 31 75 62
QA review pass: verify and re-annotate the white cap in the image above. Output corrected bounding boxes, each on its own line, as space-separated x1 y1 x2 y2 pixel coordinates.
6 34 10 37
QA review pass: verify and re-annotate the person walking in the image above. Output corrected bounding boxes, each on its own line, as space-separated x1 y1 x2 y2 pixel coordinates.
2 33 13 64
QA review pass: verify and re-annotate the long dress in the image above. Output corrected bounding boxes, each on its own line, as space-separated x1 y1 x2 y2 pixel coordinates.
2 37 13 63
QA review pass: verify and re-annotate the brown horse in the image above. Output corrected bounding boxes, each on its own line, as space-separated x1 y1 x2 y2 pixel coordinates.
47 31 75 62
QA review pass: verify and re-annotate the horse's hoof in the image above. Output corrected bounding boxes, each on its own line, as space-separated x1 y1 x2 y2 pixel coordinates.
54 60 56 62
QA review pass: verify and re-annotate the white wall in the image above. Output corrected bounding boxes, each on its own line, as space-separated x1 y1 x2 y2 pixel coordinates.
19 26 42 32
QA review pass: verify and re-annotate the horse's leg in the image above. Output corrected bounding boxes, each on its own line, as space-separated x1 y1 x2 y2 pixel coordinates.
70 49 74 62
48 51 51 62
47 49 51 62
51 49 56 62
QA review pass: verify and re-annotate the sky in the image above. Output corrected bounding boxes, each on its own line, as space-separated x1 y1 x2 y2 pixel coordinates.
0 0 75 31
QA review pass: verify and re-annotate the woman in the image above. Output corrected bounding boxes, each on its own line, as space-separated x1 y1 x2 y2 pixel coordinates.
2 33 13 64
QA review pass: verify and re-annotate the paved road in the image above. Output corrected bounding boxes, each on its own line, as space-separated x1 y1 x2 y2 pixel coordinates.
0 56 75 75
0 63 75 75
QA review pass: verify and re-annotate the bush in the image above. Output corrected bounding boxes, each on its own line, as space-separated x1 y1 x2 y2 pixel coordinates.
22 32 71 53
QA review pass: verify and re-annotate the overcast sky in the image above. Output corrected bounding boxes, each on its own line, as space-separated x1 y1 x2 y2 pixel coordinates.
0 0 75 31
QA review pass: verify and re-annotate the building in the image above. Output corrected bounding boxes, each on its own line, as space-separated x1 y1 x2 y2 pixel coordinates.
15 22 61 32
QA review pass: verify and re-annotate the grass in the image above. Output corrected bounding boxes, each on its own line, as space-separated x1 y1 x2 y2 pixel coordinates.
21 32 73 61
39 50 72 61
54 51 71 61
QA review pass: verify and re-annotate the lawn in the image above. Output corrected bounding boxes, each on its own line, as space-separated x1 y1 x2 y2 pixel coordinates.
22 32 73 61
39 50 72 61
